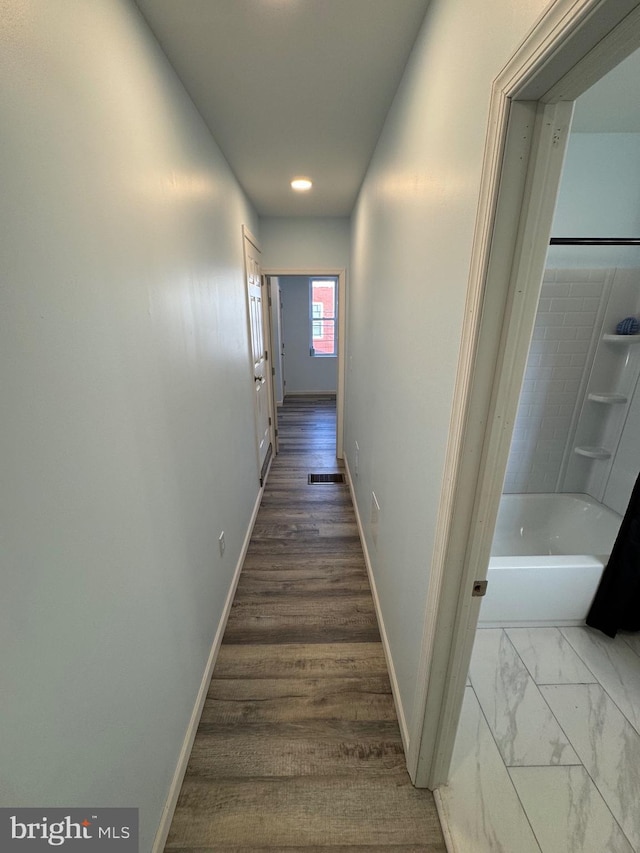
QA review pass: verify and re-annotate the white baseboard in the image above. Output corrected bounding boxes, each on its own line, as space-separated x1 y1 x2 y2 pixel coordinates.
343 457 410 755
152 488 263 853
433 788 455 853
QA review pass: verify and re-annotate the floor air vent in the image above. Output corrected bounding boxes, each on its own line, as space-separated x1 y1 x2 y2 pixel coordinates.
308 473 345 484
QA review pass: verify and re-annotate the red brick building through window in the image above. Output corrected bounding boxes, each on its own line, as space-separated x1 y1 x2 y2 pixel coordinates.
310 278 337 356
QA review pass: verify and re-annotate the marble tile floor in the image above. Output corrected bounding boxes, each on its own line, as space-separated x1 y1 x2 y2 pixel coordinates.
438 626 640 853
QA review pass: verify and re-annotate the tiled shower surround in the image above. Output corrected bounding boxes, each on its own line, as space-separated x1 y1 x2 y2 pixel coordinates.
504 269 607 494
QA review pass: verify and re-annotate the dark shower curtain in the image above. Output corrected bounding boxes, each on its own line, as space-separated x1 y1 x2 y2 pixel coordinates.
586 471 640 638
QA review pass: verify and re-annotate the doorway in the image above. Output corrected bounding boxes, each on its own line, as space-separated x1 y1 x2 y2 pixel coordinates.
263 267 346 460
412 0 640 797
438 44 640 849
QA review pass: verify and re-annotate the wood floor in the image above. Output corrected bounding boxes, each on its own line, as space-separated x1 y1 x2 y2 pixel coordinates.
165 396 446 853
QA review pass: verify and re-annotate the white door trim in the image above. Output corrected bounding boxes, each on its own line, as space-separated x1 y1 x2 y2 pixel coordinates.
411 0 640 788
262 267 347 459
264 276 280 454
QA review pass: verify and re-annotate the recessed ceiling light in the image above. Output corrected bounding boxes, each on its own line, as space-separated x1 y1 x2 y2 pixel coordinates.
291 177 312 191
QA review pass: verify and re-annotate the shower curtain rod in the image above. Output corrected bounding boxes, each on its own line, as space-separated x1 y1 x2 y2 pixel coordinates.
550 237 640 245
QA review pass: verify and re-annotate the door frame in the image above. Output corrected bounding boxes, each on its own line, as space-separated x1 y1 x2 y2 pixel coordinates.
412 0 640 788
262 267 347 459
264 275 280 454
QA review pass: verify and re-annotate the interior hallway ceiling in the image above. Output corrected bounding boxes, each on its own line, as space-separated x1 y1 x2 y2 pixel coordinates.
134 0 431 217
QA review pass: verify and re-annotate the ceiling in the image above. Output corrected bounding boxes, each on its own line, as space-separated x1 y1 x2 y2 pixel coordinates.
134 1 639 217
134 0 430 217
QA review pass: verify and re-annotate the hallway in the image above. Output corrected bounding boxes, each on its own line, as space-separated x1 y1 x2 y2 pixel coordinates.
164 397 446 851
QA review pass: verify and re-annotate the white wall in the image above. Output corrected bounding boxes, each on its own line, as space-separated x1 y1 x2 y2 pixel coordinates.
0 2 259 849
549 133 640 268
279 276 338 394
259 216 350 270
344 0 548 740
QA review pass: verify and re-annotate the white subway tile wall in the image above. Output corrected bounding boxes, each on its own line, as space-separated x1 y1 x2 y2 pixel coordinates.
503 270 607 494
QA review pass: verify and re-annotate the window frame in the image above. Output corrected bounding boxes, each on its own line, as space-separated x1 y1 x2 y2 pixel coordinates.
309 276 338 357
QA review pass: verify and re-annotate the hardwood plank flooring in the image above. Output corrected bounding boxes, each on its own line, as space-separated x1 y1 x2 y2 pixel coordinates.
165 396 445 852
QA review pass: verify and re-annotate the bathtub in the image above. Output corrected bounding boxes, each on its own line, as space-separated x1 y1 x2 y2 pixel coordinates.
479 493 622 626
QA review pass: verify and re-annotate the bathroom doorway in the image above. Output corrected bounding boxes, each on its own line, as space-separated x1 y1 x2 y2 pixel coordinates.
479 50 640 628
412 0 640 795
426 11 640 850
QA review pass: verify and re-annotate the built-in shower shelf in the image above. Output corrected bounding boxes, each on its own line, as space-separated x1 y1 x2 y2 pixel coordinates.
588 393 628 404
602 333 640 344
574 446 612 460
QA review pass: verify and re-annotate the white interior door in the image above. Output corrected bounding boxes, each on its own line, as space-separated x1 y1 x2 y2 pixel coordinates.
243 230 272 484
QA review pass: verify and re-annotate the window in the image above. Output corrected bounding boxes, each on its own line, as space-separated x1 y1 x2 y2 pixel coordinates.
309 277 337 356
